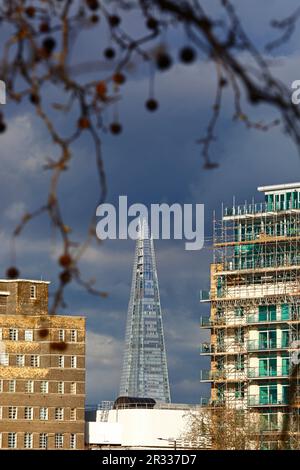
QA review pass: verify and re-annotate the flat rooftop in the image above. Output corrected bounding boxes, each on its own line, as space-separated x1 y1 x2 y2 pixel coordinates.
0 279 50 284
258 182 300 193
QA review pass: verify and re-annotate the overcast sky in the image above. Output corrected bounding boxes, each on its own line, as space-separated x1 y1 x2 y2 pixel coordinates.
1 1 300 405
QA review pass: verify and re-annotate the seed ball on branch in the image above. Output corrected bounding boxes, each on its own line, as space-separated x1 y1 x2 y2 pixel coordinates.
6 267 19 279
145 99 159 112
110 122 122 135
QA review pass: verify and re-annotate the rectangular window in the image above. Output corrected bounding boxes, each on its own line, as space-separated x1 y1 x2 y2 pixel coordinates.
70 382 76 394
58 329 65 342
55 433 63 449
58 381 64 394
30 355 39 367
71 356 77 368
0 432 2 449
24 329 33 342
8 380 16 392
8 406 17 419
39 407 48 420
16 354 25 367
8 432 17 449
24 407 33 420
70 408 76 421
70 330 77 342
24 433 33 449
55 408 64 420
70 434 76 449
30 285 37 299
9 328 18 341
0 328 2 341
58 356 64 368
0 406 2 419
39 433 48 449
281 304 290 321
0 352 8 366
0 380 2 392
25 380 34 393
282 330 289 348
40 381 48 394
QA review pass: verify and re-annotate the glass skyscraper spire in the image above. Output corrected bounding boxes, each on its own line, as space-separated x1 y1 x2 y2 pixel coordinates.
119 220 171 403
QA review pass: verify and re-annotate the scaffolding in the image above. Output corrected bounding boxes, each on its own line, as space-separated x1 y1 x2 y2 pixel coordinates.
200 183 300 450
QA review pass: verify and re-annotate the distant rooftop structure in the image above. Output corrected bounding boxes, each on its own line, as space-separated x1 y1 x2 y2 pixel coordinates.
258 182 300 193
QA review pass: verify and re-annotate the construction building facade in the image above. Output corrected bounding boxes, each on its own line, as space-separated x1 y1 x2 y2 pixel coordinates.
0 279 85 449
200 182 300 449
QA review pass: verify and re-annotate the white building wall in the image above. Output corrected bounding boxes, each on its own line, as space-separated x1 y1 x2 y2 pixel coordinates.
86 407 195 448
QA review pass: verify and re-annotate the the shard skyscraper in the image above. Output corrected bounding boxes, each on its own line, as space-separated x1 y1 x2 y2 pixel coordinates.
119 220 171 403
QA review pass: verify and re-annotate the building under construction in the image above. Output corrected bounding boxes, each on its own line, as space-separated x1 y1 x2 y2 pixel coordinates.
200 182 300 449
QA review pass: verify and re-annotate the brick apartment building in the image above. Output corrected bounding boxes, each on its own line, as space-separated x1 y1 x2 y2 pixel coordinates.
0 279 85 450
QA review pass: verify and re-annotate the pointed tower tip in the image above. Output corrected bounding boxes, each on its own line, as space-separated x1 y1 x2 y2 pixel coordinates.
138 217 150 240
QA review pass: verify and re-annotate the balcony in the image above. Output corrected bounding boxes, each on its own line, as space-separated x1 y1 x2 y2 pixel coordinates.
248 395 288 407
248 367 290 379
247 340 289 352
224 201 300 218
200 316 213 328
200 369 246 382
247 314 291 325
200 343 214 354
200 342 246 355
199 290 210 303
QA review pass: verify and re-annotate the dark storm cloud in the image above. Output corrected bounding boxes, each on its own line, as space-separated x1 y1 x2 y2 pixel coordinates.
1 1 300 404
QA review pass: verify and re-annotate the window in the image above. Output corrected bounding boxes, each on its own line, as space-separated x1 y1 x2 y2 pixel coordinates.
16 354 25 367
58 356 64 368
39 407 48 420
24 329 33 342
0 352 8 366
0 433 2 449
8 406 17 419
235 383 245 399
24 407 33 420
8 380 16 392
70 330 77 343
30 285 36 299
58 329 65 342
25 380 34 393
55 408 64 420
9 328 18 341
0 380 2 392
70 408 76 421
259 305 277 322
259 385 278 405
234 307 244 317
70 434 76 449
235 355 245 371
58 381 64 394
0 406 2 419
40 381 48 394
24 433 33 449
71 356 77 368
70 382 76 394
30 355 39 367
8 432 17 449
259 357 277 377
0 328 2 340
39 433 48 449
55 433 63 449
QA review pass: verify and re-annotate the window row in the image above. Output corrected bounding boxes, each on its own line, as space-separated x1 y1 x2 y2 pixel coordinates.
0 432 77 449
0 379 79 394
0 328 78 342
0 353 79 368
0 406 78 421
